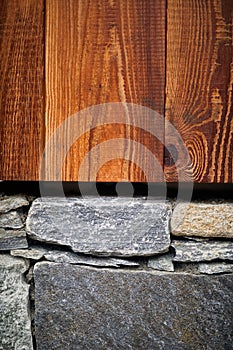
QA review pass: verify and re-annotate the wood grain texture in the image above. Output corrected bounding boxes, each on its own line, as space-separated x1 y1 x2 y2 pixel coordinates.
0 0 44 180
165 0 233 183
45 0 166 182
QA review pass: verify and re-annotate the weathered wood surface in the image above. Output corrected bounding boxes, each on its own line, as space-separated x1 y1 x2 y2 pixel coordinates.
165 0 233 183
45 0 166 181
0 0 44 180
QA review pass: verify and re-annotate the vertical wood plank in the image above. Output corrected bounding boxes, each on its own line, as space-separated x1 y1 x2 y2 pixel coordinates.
45 0 166 182
0 0 44 180
165 0 233 183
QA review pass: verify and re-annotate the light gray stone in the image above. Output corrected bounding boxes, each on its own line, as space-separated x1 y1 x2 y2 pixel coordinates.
184 236 211 242
172 240 233 262
10 247 139 267
198 262 233 274
27 197 171 256
148 253 174 272
0 211 24 229
44 250 139 267
11 246 46 260
0 229 28 250
172 202 233 238
0 195 29 214
0 255 33 350
34 263 233 350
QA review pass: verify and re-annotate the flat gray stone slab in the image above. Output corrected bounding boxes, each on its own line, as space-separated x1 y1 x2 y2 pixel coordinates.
172 240 233 262
27 198 171 256
0 229 28 250
0 255 33 350
11 247 139 267
43 250 139 267
0 211 24 229
148 253 174 272
10 246 47 260
172 202 233 238
198 262 233 274
0 195 29 214
34 263 233 350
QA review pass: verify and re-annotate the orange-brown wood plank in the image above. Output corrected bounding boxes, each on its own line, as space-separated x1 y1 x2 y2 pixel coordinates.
45 0 166 182
165 0 233 183
0 0 44 180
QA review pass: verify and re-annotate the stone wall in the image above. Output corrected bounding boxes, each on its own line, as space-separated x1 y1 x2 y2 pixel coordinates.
0 194 233 349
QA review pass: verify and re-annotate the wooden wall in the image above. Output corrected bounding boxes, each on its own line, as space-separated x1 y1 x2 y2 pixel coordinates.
0 0 232 182
0 0 44 180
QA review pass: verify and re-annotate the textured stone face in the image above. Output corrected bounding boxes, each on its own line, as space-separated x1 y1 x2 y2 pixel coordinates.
148 253 174 271
10 246 47 260
198 262 233 274
0 229 28 250
172 202 233 238
27 198 171 256
34 263 233 350
0 255 33 350
0 211 24 229
43 250 140 267
172 240 233 262
0 195 29 214
11 247 139 267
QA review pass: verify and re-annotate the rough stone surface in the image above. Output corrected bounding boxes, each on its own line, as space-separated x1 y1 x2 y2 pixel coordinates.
0 255 33 350
34 263 233 350
172 202 233 238
0 229 28 250
172 240 233 262
0 195 29 214
198 262 233 274
0 211 24 229
148 253 174 272
10 246 46 260
11 247 139 267
43 250 140 267
27 198 171 256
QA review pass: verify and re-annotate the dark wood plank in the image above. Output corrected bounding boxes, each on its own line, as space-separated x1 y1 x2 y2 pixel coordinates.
45 0 165 182
0 0 44 180
165 0 233 183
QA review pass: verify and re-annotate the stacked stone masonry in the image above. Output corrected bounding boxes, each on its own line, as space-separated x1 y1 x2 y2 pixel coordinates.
0 194 232 349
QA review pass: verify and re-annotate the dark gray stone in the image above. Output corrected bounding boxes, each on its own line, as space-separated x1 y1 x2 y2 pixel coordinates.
0 211 24 229
0 255 33 350
27 198 171 256
34 263 233 350
0 195 29 214
172 240 233 262
0 229 28 250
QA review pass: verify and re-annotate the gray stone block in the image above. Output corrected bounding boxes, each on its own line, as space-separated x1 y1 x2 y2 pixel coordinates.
172 202 233 238
172 240 233 262
0 211 24 229
43 250 139 267
148 253 174 272
198 262 233 274
34 263 233 350
11 247 139 267
10 246 46 260
27 198 171 256
0 255 33 350
0 229 28 250
0 195 29 214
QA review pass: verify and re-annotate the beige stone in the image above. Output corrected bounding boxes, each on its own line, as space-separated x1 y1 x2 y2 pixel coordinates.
171 202 233 238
